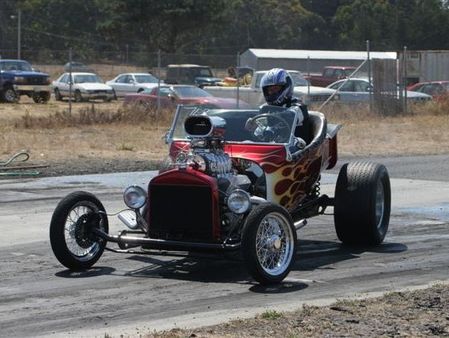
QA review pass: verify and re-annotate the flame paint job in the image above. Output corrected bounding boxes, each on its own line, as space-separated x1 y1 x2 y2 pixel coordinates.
169 137 335 212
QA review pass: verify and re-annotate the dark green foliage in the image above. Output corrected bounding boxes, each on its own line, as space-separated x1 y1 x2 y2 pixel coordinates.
1 0 449 59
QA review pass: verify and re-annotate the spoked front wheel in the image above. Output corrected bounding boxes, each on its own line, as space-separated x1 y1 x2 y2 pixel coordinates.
49 191 109 270
242 203 297 285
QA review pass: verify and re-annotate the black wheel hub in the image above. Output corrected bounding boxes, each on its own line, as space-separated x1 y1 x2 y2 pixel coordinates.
74 213 100 248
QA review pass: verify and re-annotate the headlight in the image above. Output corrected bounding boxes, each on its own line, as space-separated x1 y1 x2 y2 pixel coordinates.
123 185 147 209
14 76 26 83
227 189 251 214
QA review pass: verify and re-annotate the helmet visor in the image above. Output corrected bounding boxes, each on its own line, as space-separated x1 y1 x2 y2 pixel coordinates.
263 84 285 104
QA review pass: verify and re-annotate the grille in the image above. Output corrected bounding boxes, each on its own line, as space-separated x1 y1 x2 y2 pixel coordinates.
25 77 48 85
149 184 214 242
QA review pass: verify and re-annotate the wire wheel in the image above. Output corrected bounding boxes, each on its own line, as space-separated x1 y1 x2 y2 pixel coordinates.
242 203 297 284
64 202 104 260
255 212 295 275
50 191 109 270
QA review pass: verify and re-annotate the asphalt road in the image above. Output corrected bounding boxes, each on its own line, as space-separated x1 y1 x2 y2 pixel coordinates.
0 155 448 337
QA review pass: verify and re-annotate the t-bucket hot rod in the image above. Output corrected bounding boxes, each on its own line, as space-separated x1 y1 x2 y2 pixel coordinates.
50 105 391 284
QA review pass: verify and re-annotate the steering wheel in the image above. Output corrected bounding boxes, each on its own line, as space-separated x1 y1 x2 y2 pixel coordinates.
249 113 291 143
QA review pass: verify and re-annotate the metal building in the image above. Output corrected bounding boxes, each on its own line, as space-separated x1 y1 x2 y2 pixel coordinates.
239 48 397 73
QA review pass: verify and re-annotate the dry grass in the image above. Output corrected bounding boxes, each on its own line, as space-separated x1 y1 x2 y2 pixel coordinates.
1 98 449 167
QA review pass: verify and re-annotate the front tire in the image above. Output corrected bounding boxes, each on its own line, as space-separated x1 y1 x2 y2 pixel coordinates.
1 87 18 103
74 90 83 102
242 203 297 285
32 92 50 103
334 161 391 246
54 88 62 101
49 191 109 270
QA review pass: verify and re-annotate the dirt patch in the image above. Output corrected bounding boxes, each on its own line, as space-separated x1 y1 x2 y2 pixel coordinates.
149 284 449 337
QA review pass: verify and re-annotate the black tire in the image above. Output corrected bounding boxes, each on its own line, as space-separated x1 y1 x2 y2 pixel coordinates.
54 88 62 101
1 87 18 103
49 191 109 270
32 92 50 103
74 90 83 102
242 203 297 285
112 89 117 100
334 161 391 246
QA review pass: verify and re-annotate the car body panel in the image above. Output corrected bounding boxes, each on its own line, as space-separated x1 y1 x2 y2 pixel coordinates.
106 73 162 97
52 72 115 101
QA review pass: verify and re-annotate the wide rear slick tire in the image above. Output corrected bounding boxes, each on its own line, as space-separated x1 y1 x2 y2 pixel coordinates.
49 191 109 270
334 161 391 246
242 203 297 285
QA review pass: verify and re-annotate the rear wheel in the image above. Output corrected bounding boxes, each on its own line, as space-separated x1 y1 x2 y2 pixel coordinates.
334 161 391 245
49 191 109 270
32 92 50 103
242 203 297 284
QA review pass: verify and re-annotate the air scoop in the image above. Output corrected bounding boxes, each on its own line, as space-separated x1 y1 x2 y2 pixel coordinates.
184 115 226 139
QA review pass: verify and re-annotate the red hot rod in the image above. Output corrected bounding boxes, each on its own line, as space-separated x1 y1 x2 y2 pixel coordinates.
50 105 391 285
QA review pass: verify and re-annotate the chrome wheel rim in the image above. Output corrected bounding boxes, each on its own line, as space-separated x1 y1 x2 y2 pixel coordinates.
255 212 294 276
375 180 385 229
64 202 104 261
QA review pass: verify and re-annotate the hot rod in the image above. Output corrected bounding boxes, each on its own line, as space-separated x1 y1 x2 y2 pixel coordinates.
50 105 391 284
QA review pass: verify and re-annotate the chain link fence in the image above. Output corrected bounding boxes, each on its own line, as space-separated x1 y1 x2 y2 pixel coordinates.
0 48 431 114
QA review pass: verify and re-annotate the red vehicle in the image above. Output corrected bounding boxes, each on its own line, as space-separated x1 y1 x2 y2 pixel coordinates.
407 81 449 101
124 84 250 109
49 105 391 284
306 66 357 87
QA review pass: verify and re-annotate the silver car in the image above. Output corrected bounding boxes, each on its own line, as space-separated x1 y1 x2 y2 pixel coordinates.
52 72 115 102
106 73 162 97
327 78 432 103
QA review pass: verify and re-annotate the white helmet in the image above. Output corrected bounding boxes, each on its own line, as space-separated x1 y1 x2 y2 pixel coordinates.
260 68 293 106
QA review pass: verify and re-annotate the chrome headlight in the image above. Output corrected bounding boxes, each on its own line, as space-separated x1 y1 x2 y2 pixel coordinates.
123 185 147 209
14 76 26 83
191 154 207 172
227 189 251 214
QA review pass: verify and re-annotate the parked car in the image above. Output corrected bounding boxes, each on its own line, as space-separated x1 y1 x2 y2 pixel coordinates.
106 73 162 97
204 70 337 107
49 104 391 284
52 72 115 102
327 78 432 103
407 81 449 101
165 64 222 87
0 59 51 103
124 84 251 109
306 66 357 87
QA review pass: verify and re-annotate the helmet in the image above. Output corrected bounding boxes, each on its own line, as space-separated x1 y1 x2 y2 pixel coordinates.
260 68 293 106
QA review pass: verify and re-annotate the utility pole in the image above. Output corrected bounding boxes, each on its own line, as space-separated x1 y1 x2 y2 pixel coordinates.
10 9 21 59
17 9 21 59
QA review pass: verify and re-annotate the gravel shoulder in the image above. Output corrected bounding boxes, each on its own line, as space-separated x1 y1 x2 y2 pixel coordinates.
151 284 449 337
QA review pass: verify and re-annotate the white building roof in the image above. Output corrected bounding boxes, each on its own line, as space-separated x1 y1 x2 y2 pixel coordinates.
246 48 397 60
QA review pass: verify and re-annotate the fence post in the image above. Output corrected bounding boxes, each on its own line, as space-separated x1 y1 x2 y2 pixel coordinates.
157 49 161 113
367 40 372 114
403 46 408 114
236 51 240 108
69 48 72 115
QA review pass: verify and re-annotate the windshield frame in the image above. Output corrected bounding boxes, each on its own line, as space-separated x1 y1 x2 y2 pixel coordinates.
166 105 298 145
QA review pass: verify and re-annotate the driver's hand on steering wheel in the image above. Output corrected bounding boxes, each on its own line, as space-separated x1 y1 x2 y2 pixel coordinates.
245 117 257 132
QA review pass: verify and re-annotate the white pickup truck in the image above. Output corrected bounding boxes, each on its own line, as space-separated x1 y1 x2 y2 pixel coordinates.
204 70 337 107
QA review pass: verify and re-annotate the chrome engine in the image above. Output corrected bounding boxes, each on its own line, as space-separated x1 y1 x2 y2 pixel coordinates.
178 114 234 178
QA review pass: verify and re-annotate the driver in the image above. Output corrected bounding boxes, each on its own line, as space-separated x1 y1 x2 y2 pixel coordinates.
246 68 310 145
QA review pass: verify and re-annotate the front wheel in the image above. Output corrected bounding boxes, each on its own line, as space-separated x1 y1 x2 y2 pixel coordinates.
334 161 391 246
49 191 109 270
74 90 83 102
1 87 18 103
242 203 297 285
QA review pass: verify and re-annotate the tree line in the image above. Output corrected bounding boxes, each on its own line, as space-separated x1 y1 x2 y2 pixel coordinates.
1 0 449 60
